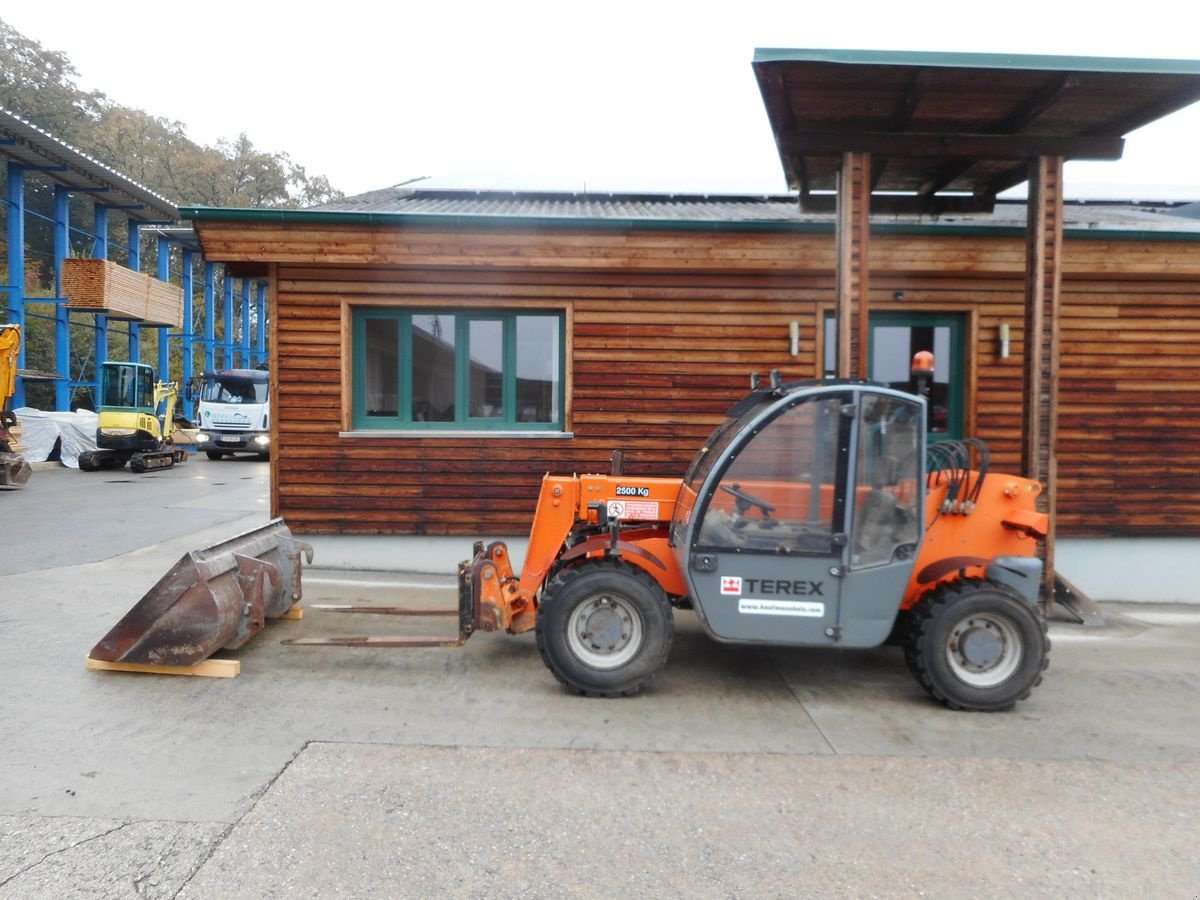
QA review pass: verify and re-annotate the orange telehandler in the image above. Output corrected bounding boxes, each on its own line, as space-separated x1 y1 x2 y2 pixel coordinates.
91 371 1051 711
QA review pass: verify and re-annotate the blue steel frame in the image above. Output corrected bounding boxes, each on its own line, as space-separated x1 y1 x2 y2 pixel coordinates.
6 163 26 407
5 161 266 414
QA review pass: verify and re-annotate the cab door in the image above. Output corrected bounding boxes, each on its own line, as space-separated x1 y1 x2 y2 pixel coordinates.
683 389 851 646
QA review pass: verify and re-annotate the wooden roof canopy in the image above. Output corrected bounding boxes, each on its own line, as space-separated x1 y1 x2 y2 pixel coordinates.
753 49 1200 213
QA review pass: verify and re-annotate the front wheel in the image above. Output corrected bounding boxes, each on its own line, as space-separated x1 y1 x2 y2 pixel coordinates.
904 579 1049 711
535 561 674 697
206 450 225 460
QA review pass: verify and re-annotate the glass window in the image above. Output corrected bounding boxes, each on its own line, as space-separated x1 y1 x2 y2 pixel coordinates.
101 364 153 409
468 320 504 419
363 319 400 417
354 309 564 431
851 394 922 569
516 316 560 423
412 315 456 421
696 395 844 555
137 369 154 409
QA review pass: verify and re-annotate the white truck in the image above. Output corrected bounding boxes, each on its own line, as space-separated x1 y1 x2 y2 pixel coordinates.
195 368 271 460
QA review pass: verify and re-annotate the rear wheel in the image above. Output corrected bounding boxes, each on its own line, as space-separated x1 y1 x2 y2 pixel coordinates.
535 560 674 697
904 578 1049 711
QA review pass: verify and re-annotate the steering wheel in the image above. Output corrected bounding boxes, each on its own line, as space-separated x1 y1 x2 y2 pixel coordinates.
721 483 776 519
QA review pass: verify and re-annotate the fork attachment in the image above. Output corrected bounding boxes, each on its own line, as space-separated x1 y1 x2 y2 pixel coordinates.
282 541 517 649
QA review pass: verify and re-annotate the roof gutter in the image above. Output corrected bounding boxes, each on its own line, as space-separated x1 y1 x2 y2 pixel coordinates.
179 206 1200 243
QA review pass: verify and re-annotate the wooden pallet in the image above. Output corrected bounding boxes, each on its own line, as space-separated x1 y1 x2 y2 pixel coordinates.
85 657 240 678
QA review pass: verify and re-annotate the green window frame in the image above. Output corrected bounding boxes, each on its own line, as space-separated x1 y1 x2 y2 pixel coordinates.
352 308 566 431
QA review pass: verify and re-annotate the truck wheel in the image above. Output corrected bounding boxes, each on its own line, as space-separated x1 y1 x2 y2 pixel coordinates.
206 451 225 460
904 579 1049 711
535 560 674 697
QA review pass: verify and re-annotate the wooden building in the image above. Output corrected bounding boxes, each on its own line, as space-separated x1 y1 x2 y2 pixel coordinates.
186 191 1200 542
183 49 1200 600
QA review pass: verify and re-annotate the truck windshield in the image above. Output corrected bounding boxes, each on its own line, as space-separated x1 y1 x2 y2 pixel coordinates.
201 377 267 404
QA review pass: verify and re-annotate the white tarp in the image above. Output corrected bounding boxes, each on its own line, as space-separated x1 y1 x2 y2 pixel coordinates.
13 408 98 468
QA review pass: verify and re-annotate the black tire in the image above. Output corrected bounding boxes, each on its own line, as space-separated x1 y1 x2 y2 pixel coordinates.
535 560 674 697
78 451 98 472
206 450 225 460
904 578 1050 712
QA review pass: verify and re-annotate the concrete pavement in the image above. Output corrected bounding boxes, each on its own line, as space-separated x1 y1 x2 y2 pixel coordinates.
1 461 1199 898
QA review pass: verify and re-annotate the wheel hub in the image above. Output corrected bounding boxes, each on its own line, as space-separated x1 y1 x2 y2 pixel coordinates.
566 593 643 670
580 597 631 653
946 612 1023 688
958 622 1004 670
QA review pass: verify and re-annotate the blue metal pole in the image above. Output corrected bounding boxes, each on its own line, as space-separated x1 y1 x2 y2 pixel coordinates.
240 279 251 368
203 262 216 371
6 164 26 407
157 235 170 383
127 221 140 364
223 273 234 368
53 185 72 410
182 248 195 419
255 281 267 365
93 205 109 398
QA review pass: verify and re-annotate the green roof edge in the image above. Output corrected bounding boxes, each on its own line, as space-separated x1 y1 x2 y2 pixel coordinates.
180 205 1200 244
751 47 1200 75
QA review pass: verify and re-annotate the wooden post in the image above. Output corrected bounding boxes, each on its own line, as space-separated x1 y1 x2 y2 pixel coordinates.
835 151 872 379
1021 156 1064 605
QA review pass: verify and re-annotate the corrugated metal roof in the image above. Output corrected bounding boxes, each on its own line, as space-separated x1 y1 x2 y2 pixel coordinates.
0 107 179 222
310 186 812 222
304 187 1200 234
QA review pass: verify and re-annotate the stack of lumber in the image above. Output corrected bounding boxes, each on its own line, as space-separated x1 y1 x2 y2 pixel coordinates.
63 258 183 327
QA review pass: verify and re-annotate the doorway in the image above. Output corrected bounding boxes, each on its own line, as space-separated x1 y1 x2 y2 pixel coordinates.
823 311 966 441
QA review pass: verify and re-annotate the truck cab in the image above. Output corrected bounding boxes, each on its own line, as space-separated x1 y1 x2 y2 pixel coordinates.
195 368 271 460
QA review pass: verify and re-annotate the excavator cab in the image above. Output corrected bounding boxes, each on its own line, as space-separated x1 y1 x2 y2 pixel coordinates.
672 384 924 648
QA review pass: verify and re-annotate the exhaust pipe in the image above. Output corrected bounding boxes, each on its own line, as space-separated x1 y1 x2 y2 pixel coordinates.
88 518 313 667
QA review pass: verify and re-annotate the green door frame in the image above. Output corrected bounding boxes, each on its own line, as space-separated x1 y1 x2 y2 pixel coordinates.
867 311 965 442
824 310 967 441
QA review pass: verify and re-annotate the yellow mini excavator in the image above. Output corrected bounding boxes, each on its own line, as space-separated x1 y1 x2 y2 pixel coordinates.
78 360 188 473
1 323 32 488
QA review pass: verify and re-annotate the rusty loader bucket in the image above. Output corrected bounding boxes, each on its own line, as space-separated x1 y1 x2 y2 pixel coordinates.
1 411 31 488
0 450 31 488
88 518 313 672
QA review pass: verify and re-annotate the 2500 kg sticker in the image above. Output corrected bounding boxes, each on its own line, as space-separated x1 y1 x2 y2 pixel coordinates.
615 486 651 497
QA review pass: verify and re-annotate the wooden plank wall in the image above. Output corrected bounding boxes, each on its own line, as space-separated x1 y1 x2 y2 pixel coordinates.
201 221 1200 539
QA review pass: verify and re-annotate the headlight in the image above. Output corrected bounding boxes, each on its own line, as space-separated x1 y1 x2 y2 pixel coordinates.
100 428 136 436
253 435 271 446
196 433 210 443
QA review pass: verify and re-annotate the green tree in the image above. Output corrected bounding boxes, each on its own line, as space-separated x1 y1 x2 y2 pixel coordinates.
0 17 343 209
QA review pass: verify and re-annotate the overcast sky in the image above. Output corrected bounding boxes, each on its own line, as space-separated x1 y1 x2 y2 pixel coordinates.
4 1 1199 201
